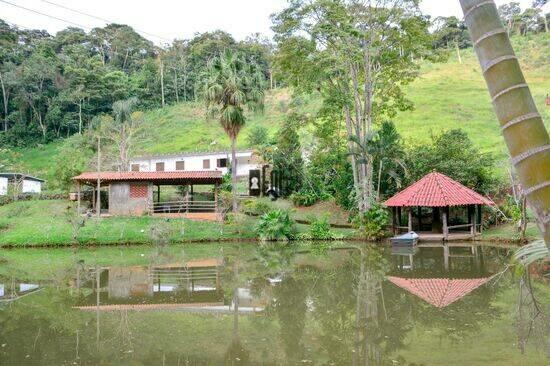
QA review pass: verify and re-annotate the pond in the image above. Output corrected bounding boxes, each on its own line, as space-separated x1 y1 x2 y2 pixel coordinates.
0 242 548 365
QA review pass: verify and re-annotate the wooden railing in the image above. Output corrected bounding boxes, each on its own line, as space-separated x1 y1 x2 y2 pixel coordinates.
148 200 217 214
150 267 220 282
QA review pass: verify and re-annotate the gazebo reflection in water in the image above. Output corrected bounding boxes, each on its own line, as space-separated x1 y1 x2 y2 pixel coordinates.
389 242 497 308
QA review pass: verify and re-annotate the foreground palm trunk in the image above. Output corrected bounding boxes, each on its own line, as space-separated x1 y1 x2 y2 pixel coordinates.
231 137 238 213
459 0 550 244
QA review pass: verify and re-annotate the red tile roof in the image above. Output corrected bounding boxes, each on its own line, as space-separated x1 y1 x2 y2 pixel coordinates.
73 171 223 184
384 172 493 207
387 276 494 308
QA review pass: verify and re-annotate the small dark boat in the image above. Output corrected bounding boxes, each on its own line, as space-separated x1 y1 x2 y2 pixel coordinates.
390 231 419 247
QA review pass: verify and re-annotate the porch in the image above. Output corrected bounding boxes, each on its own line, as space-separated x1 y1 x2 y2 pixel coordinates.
72 171 223 218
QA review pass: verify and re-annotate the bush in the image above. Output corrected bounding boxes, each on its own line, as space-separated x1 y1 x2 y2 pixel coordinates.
246 125 269 147
255 209 297 241
220 173 233 192
308 215 334 240
242 199 272 216
290 189 318 207
352 204 390 241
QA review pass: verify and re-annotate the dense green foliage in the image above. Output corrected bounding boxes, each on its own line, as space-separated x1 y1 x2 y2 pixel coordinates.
270 112 304 197
352 203 390 240
405 129 497 194
0 21 272 147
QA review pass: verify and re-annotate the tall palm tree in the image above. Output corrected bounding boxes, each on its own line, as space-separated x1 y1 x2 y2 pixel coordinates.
202 50 265 212
459 0 550 244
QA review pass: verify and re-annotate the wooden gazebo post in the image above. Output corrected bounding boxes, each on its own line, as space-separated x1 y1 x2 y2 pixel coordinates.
391 207 397 234
442 207 448 240
408 209 413 232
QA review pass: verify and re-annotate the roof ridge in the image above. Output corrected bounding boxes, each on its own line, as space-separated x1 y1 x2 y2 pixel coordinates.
433 173 450 207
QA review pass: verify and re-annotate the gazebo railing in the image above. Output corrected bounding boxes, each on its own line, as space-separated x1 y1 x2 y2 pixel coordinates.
148 200 217 214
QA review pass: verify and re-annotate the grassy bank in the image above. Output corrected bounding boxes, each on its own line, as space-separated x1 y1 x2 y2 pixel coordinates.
1 198 542 247
0 199 358 247
481 222 542 243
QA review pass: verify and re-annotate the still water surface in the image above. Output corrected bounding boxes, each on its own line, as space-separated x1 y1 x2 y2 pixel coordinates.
0 242 548 365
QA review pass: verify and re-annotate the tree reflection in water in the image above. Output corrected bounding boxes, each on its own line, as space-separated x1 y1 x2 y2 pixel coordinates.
0 242 548 365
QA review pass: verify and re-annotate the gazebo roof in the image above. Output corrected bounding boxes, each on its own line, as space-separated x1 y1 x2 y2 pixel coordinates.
384 172 493 207
387 276 494 308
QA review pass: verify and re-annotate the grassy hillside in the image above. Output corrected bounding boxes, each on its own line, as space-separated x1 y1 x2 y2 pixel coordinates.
16 33 549 184
395 33 550 165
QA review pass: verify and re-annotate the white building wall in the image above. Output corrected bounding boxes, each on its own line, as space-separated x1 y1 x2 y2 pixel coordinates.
0 177 7 196
22 179 42 193
130 152 262 177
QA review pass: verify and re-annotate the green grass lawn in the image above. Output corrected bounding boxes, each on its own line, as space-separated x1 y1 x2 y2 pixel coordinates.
481 222 542 242
0 199 358 247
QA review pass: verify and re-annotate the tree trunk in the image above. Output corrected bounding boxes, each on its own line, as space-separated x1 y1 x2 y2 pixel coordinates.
520 195 527 242
231 136 238 213
377 160 383 201
159 57 165 108
0 73 8 132
455 41 462 64
97 136 101 219
173 69 179 103
344 106 362 212
460 0 550 244
78 100 83 135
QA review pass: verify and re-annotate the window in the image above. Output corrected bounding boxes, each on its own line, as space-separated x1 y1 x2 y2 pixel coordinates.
130 164 140 172
203 159 210 169
217 158 228 168
175 160 185 170
130 184 148 198
156 162 165 172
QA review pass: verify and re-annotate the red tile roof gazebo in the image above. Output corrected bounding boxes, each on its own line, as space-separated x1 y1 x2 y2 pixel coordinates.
384 172 494 241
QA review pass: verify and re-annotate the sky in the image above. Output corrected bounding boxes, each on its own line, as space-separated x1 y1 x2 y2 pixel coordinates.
0 0 544 45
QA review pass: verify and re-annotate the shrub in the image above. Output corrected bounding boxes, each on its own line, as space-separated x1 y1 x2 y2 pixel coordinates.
308 215 333 240
220 173 233 192
242 199 272 216
246 125 269 147
290 189 318 207
352 204 390 241
255 209 297 241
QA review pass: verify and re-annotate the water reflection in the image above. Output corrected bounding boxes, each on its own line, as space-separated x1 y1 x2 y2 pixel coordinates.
0 281 41 303
0 242 548 365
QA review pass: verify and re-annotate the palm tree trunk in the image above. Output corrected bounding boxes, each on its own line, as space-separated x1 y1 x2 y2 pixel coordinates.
460 0 550 244
231 137 238 213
